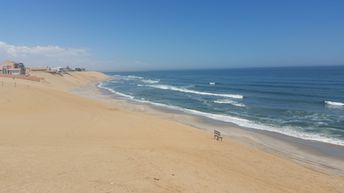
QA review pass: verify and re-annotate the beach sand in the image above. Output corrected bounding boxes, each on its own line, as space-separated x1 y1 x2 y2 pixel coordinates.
0 71 343 193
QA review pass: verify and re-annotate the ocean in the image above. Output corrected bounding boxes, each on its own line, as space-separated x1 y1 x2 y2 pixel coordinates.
98 66 344 146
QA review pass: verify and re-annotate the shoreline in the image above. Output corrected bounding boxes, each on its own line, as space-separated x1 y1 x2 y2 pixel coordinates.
72 80 344 175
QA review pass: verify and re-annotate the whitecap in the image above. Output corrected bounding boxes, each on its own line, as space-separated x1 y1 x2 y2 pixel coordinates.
325 100 344 107
127 75 143 79
214 99 245 107
148 84 243 99
113 75 144 81
141 79 160 84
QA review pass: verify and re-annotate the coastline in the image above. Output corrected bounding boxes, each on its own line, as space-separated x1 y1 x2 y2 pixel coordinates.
1 71 343 193
74 80 344 176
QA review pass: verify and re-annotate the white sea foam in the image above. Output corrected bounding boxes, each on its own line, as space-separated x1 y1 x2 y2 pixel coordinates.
97 83 344 146
148 84 244 99
113 75 144 81
325 100 344 107
141 79 160 84
214 99 245 107
209 82 216 85
113 74 159 84
127 75 143 79
97 83 134 99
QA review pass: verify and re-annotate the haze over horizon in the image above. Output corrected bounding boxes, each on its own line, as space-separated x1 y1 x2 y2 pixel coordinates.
0 0 343 71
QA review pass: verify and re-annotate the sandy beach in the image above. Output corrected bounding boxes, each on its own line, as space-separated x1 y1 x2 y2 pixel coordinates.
0 71 343 193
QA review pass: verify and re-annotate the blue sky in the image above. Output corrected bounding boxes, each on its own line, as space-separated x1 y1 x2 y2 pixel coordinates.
0 0 343 71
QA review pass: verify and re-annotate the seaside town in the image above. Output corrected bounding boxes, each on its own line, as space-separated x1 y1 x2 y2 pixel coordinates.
0 60 86 81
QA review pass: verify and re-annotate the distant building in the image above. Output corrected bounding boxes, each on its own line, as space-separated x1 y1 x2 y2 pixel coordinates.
48 67 64 73
47 66 85 74
75 67 86 71
65 66 74 71
0 60 26 75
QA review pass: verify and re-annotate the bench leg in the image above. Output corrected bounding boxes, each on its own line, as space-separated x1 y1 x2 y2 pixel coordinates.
214 135 222 141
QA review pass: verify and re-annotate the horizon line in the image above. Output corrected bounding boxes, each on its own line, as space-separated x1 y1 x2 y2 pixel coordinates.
101 64 344 73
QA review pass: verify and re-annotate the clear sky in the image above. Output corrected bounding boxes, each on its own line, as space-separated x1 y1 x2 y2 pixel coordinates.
0 0 343 71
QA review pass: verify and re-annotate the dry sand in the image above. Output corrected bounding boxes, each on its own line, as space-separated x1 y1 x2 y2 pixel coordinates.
0 71 343 193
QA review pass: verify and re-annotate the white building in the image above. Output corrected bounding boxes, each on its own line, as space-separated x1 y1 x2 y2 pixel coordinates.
0 60 26 75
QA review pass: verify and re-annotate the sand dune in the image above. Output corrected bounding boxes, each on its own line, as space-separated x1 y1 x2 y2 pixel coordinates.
0 71 343 193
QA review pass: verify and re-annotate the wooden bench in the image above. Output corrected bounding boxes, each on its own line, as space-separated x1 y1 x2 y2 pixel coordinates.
214 130 223 141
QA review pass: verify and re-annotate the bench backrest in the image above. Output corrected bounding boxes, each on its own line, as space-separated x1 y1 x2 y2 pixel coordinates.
214 130 221 135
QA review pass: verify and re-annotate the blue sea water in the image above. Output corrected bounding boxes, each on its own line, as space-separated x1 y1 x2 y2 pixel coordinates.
98 66 344 146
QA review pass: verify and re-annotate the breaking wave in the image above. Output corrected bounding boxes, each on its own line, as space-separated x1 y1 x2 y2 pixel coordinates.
97 83 134 99
148 84 244 99
141 79 160 84
127 75 143 79
325 100 344 107
214 99 245 107
113 75 159 84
